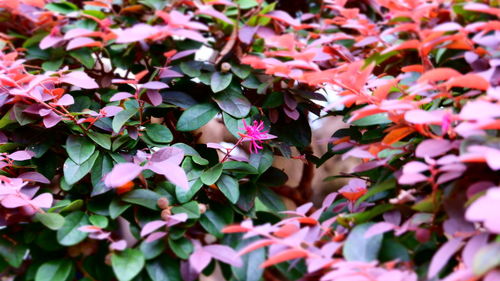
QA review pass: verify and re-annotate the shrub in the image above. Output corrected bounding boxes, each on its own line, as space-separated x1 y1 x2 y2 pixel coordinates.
0 0 499 280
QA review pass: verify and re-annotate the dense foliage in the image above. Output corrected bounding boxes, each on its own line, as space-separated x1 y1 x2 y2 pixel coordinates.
0 0 499 280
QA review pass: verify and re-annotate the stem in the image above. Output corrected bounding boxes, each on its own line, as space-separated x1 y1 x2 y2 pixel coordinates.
221 138 244 163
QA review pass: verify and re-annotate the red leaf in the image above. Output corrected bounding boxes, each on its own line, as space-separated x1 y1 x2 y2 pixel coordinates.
221 225 249 233
261 249 308 268
238 239 275 256
444 74 490 91
418 68 462 83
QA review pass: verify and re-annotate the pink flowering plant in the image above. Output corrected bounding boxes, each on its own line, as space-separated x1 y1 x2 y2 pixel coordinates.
0 0 500 280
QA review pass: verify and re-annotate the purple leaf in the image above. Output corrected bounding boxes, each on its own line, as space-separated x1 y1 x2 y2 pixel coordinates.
415 139 452 158
383 211 401 225
18 172 50 184
364 222 396 238
150 147 184 165
142 81 168 90
398 173 428 185
265 11 301 27
238 25 258 44
104 163 143 187
428 238 463 279
140 220 167 237
8 150 34 161
146 90 162 106
166 213 188 227
60 71 99 89
204 245 242 267
460 100 500 120
403 161 429 174
462 233 489 268
64 28 95 39
189 248 212 273
2 195 28 208
170 50 197 61
110 92 133 102
145 231 167 243
43 112 62 128
0 131 7 144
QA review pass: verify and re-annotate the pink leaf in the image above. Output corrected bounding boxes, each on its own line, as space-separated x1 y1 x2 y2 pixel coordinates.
460 100 500 120
110 240 127 251
204 245 243 267
40 34 64 49
64 28 95 40
398 173 428 185
114 24 159 44
405 110 445 124
30 193 53 208
239 25 258 44
140 220 167 237
415 139 452 158
403 161 429 174
145 231 167 243
56 94 74 106
66 37 96 51
166 213 188 227
364 222 396 238
104 163 143 187
110 92 133 102
60 71 99 89
101 106 123 117
189 248 212 273
462 233 489 268
196 6 233 25
2 195 29 208
8 150 34 161
428 238 463 279
150 147 184 165
148 162 189 190
264 11 301 27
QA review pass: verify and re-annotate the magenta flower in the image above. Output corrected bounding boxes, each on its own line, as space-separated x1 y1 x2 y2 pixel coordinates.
238 120 276 153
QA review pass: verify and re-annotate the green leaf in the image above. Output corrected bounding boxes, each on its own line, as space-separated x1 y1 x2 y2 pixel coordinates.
139 0 168 10
473 243 500 275
222 161 258 174
179 61 201 77
122 190 161 210
201 163 223 185
171 201 200 219
176 103 219 131
109 198 131 219
57 211 89 246
199 206 233 238
249 149 273 174
257 187 285 212
89 215 108 228
35 259 73 281
168 237 193 259
70 48 95 69
111 249 145 281
213 90 251 118
211 72 233 93
112 102 139 133
357 179 396 204
343 223 383 262
36 213 65 230
140 239 166 260
0 237 28 268
344 204 394 224
145 124 173 143
66 136 96 164
63 151 99 185
87 131 111 150
45 1 78 13
232 237 265 281
217 174 239 204
42 58 64 71
231 64 251 79
145 255 182 281
379 238 409 262
237 0 258 9
176 179 203 203
352 113 391 126
91 154 113 196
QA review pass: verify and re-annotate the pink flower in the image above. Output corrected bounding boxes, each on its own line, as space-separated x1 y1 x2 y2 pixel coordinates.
238 120 276 153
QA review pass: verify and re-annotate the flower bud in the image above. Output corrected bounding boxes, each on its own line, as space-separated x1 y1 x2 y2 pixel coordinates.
198 203 207 214
157 197 170 209
104 253 112 266
161 208 172 220
221 62 231 72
